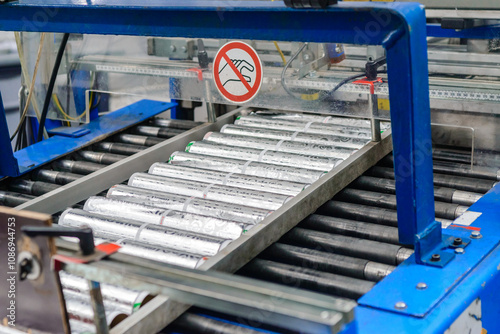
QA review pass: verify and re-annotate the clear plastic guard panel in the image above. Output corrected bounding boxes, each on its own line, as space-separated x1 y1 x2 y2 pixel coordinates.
18 33 500 157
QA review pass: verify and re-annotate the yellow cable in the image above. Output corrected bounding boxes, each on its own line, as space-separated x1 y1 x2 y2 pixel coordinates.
52 94 87 121
273 41 287 66
10 33 46 141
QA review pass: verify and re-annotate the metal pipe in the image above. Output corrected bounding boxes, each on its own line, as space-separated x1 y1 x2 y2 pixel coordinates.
336 188 468 220
240 259 374 300
113 133 164 147
94 142 146 156
171 313 264 334
134 125 184 138
151 118 203 130
260 243 395 282
368 166 496 193
318 201 398 227
300 214 399 244
31 169 81 185
0 190 34 207
78 151 127 165
369 94 381 142
350 175 482 206
281 227 412 265
8 179 60 196
53 160 106 175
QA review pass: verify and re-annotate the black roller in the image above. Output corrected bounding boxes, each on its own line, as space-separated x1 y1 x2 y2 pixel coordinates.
113 133 163 147
134 125 183 139
260 243 394 282
94 142 147 156
77 151 126 165
336 188 467 220
281 228 412 265
368 166 495 193
32 169 81 185
170 312 264 334
0 191 35 207
300 214 399 244
152 118 202 130
318 201 398 227
8 179 60 196
240 259 373 300
53 160 106 175
350 175 481 206
432 149 473 164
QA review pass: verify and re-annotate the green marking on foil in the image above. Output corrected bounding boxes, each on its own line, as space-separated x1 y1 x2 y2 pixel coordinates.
243 230 248 233
185 141 194 152
168 155 174 163
236 116 241 120
133 303 141 311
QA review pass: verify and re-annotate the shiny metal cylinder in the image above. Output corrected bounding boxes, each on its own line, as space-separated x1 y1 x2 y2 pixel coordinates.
114 133 163 147
250 111 372 128
151 118 203 130
53 160 105 175
128 172 292 211
32 169 81 185
451 190 483 206
69 318 97 334
203 131 355 159
363 261 395 282
148 163 307 196
94 142 146 156
63 288 133 315
59 209 230 256
64 297 128 328
95 237 206 269
77 151 125 165
185 141 341 172
107 184 271 225
84 196 246 240
169 151 326 183
220 124 368 149
0 191 34 207
234 116 372 138
60 272 151 314
8 179 60 196
134 125 183 138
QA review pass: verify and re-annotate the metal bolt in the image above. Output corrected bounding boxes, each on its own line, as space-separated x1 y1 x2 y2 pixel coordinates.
394 302 407 310
320 311 330 319
455 248 465 254
430 253 441 262
416 282 428 290
471 231 482 239
453 237 463 246
170 45 177 52
181 46 187 53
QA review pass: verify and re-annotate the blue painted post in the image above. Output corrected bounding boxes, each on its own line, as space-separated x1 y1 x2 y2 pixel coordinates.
0 91 20 176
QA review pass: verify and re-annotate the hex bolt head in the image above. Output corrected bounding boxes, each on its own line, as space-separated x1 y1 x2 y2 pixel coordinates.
471 231 482 239
455 247 465 255
395 302 407 310
416 282 428 290
453 237 463 246
430 253 441 262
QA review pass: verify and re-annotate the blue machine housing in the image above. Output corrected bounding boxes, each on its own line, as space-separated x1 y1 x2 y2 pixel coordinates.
0 1 499 333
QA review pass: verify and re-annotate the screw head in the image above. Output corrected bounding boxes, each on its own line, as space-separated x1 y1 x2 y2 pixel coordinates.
430 253 441 262
471 231 482 239
416 282 428 290
455 247 465 254
395 302 407 310
453 237 463 246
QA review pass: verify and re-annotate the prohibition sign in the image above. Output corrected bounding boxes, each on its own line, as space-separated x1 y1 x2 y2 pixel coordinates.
213 41 263 103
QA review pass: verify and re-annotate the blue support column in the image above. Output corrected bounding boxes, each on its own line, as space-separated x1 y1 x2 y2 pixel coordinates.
0 91 20 176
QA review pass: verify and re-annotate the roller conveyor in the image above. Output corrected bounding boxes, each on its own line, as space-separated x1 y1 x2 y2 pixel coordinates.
4 110 499 333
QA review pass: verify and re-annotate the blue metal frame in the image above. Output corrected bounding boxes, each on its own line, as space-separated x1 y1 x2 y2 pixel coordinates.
0 99 175 178
427 23 500 39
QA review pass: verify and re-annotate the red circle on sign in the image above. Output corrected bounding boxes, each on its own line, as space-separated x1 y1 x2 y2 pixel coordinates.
213 41 263 103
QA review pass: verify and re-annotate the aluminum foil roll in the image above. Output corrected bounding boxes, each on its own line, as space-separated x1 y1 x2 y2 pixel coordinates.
84 196 246 240
107 185 271 225
128 172 292 211
64 296 128 328
185 141 341 171
169 151 326 184
234 115 372 138
220 125 368 149
203 131 355 159
60 271 152 314
250 111 372 128
69 319 96 334
148 163 307 196
63 288 133 315
58 209 230 256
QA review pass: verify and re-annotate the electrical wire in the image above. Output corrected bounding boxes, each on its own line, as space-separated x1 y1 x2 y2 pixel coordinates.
280 43 309 100
273 41 287 66
37 33 70 142
10 33 46 141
